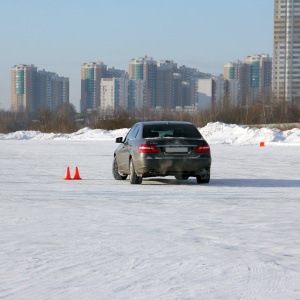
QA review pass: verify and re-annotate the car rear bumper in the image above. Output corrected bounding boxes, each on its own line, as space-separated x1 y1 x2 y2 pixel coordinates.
134 156 211 177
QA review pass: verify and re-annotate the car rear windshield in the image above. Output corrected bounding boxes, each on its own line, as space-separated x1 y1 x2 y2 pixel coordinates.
143 124 202 138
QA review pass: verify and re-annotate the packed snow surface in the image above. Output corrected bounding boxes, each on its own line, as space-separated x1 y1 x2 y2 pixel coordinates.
0 122 300 299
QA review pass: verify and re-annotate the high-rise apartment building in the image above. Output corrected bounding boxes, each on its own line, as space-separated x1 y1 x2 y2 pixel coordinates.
80 62 127 113
106 67 126 79
128 56 212 110
273 0 300 106
224 54 272 106
100 77 145 114
56 76 70 108
224 61 249 105
129 56 157 108
11 64 69 112
37 70 69 110
11 64 37 112
81 62 107 112
173 73 183 107
100 77 129 112
245 54 272 103
197 77 239 110
225 79 240 107
156 60 177 108
128 79 145 112
177 65 211 107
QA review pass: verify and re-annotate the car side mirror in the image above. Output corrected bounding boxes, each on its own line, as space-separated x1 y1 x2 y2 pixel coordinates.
115 137 123 143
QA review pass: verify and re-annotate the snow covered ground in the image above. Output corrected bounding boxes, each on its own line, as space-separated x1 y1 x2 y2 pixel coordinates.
1 122 300 299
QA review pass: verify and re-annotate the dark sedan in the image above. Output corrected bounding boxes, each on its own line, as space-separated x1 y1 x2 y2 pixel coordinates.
112 121 211 184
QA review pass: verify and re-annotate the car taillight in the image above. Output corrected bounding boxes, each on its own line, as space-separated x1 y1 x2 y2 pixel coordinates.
138 144 159 153
195 143 210 153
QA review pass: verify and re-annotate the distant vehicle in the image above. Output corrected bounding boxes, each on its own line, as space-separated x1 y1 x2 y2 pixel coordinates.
112 121 211 184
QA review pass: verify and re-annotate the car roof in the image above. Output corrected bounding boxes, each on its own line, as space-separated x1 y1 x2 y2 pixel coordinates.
136 121 194 126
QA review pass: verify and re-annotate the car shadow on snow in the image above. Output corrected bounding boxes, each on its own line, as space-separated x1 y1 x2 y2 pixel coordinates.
144 178 197 185
143 178 300 188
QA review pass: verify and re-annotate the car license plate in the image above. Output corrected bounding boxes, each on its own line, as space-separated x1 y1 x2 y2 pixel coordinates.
165 147 188 153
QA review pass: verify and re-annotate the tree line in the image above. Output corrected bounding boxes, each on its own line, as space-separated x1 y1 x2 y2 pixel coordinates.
1 100 300 134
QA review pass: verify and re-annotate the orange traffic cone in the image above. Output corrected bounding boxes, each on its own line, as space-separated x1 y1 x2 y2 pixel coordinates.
73 167 82 180
64 167 72 180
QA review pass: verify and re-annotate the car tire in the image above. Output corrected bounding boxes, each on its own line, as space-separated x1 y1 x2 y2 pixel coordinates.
130 159 142 184
196 173 210 184
175 175 189 180
112 156 128 180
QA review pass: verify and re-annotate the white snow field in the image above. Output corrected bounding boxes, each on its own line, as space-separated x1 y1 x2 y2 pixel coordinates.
1 122 300 299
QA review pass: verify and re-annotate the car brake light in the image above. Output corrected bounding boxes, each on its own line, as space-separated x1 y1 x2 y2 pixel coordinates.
195 143 210 153
138 144 159 153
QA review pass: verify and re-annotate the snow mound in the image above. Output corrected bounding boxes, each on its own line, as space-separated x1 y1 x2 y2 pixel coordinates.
200 122 300 145
1 122 300 145
0 127 129 141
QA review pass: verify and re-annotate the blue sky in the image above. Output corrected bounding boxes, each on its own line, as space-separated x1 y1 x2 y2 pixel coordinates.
0 0 273 111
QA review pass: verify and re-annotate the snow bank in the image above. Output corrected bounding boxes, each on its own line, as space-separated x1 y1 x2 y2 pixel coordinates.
1 122 300 145
0 127 129 141
200 122 300 145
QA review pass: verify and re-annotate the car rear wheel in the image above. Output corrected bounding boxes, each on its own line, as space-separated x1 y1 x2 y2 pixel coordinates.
112 156 128 180
196 174 210 184
130 159 142 184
